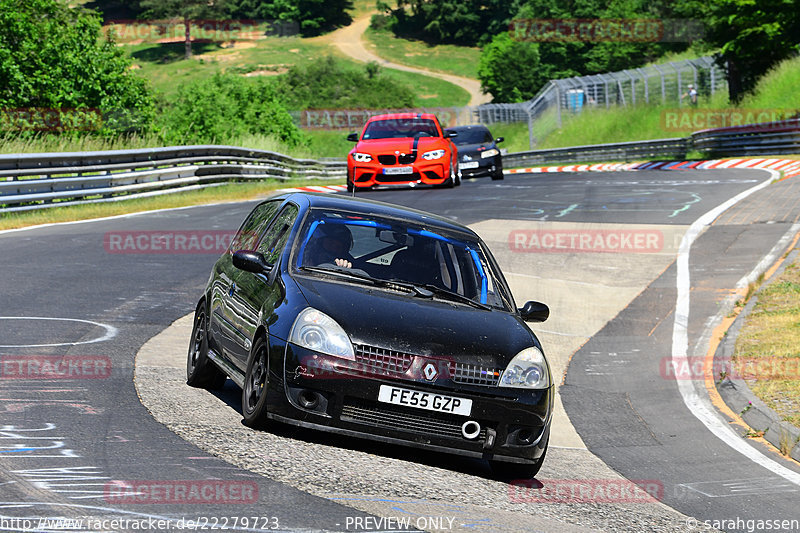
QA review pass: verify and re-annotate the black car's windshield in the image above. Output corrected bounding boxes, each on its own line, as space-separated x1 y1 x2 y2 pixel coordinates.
362 118 439 140
451 128 493 145
293 208 512 310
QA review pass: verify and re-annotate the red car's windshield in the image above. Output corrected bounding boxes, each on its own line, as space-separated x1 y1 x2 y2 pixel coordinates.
362 118 440 140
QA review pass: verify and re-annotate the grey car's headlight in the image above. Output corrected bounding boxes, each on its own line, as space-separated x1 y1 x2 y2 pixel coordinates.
499 347 550 389
481 148 500 158
289 308 354 360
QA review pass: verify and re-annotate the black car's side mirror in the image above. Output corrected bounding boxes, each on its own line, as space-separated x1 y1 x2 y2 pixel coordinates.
519 301 549 322
347 132 359 142
445 130 458 138
232 250 272 274
495 137 504 143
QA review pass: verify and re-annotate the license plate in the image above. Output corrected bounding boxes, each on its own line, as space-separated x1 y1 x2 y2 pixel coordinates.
383 166 413 175
378 385 472 416
459 161 479 169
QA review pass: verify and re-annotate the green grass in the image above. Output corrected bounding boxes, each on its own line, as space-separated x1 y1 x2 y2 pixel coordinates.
363 27 481 79
124 37 470 107
734 260 800 429
0 179 335 231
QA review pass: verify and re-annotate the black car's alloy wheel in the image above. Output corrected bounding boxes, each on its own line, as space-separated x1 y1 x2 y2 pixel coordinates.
242 336 270 427
186 305 227 389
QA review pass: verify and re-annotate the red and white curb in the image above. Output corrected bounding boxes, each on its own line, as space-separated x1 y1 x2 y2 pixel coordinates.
277 159 800 196
507 157 800 180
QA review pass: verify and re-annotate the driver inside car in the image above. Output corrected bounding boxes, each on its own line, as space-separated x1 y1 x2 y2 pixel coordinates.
306 223 355 269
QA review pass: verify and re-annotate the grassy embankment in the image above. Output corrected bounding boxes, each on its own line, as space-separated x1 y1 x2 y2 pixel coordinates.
733 258 800 441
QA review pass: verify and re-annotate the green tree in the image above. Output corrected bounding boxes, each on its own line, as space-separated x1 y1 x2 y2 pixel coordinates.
0 0 154 133
478 32 546 102
381 0 519 45
139 0 232 59
704 0 800 101
268 0 353 36
158 72 306 146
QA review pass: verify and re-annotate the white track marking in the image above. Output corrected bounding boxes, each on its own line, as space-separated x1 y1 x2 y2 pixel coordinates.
671 169 800 486
0 317 117 348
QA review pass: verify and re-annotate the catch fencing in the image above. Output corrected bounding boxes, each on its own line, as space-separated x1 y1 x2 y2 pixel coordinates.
475 56 727 147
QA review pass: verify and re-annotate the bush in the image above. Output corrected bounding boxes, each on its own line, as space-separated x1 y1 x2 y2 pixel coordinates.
0 0 155 135
276 56 416 110
157 73 306 147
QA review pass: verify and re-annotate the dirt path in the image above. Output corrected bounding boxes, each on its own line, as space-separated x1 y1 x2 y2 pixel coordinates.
326 15 492 106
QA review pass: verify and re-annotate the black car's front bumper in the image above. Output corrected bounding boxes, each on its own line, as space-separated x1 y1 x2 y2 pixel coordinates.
266 341 552 464
458 154 502 178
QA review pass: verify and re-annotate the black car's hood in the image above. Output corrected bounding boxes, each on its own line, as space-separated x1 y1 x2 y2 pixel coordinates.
293 274 536 367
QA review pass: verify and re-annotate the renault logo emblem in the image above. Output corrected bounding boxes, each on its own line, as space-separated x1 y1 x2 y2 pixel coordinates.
423 363 438 381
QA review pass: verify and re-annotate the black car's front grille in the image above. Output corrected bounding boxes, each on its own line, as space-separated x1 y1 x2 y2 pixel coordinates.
341 399 486 441
377 155 396 165
354 345 414 376
450 362 502 386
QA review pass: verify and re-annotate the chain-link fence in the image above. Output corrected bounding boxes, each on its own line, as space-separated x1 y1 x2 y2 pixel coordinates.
474 56 727 147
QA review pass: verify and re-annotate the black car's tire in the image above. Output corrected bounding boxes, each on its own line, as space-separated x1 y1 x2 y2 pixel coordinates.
489 440 548 480
186 304 227 389
491 169 504 180
242 336 270 427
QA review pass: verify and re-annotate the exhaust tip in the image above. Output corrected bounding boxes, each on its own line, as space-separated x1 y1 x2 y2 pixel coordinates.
461 420 481 440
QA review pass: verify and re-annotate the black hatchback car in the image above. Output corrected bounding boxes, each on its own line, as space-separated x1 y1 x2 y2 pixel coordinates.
187 192 552 477
445 124 504 180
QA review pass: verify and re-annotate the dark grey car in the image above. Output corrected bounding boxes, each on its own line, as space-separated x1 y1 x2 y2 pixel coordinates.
445 124 504 180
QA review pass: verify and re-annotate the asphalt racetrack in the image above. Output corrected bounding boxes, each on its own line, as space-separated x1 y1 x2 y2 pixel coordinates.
2 169 800 532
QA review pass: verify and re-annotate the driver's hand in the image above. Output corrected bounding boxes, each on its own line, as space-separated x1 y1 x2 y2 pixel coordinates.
335 258 352 269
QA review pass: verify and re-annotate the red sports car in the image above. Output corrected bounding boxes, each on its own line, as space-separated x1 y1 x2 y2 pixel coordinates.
346 113 460 192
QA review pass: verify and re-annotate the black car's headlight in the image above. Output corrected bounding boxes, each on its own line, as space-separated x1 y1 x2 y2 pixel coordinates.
498 347 550 389
481 148 500 158
289 308 355 360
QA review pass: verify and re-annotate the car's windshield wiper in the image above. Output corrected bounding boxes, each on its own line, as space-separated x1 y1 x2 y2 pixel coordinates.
299 267 434 297
417 284 492 310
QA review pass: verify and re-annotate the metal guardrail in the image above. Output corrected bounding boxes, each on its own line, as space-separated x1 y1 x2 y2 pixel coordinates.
504 138 690 167
0 145 346 213
691 118 800 157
